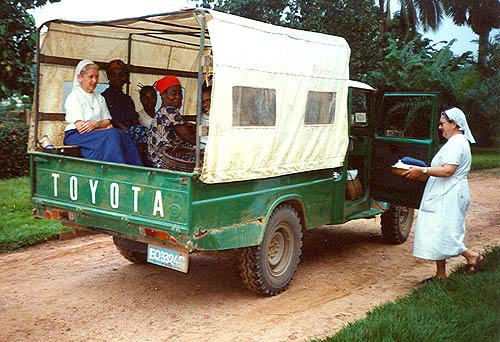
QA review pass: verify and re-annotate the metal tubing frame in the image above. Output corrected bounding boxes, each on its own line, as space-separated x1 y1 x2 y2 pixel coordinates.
193 9 207 173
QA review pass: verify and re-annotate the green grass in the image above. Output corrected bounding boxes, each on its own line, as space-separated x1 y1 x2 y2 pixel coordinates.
471 147 500 171
310 246 500 342
0 177 69 252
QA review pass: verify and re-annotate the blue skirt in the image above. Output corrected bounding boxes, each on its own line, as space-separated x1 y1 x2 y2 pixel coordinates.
64 129 143 166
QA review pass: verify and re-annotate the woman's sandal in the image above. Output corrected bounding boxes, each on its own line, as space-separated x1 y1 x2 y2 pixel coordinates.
420 276 446 284
464 254 485 275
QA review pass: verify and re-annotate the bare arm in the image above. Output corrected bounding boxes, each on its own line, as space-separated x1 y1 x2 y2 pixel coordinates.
403 164 458 180
173 123 196 144
75 119 112 134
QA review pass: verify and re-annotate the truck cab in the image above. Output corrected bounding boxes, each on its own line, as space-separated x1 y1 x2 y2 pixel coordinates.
29 9 439 296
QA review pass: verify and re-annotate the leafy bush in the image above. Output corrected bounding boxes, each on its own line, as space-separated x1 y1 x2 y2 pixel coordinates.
0 119 30 179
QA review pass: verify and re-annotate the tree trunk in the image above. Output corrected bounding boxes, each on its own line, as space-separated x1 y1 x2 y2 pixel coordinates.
378 0 387 35
477 30 490 73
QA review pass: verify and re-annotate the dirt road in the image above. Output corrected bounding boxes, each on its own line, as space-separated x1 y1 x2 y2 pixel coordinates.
1 169 499 342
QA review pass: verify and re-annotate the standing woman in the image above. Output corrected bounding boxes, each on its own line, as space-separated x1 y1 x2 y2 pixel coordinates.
404 107 484 281
64 59 143 166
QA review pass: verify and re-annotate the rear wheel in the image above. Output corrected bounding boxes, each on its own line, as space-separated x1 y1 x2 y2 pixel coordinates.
380 204 414 244
239 204 303 296
112 236 148 264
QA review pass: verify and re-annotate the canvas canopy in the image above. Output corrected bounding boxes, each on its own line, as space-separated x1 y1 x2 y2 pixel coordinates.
33 8 351 184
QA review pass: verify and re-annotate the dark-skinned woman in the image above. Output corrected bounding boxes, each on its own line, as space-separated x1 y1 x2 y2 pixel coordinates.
101 59 147 149
146 75 195 168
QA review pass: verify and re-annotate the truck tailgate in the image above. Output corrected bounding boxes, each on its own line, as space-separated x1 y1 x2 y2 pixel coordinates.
31 152 193 237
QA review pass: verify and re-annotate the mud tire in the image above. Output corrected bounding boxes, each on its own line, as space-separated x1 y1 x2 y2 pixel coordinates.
112 236 148 264
380 204 414 244
239 204 303 296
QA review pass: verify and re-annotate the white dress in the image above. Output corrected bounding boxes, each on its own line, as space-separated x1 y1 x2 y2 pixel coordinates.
64 87 111 131
413 134 472 260
137 108 154 128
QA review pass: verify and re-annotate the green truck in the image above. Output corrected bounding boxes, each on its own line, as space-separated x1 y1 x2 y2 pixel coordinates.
29 9 440 296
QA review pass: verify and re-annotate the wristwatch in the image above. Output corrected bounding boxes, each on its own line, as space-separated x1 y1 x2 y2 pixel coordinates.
423 167 428 174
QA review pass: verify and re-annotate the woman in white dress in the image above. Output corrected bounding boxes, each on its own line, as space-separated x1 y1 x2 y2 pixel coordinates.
64 59 143 166
404 107 484 281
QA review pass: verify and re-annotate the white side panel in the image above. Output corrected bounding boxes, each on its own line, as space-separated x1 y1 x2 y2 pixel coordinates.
201 14 350 183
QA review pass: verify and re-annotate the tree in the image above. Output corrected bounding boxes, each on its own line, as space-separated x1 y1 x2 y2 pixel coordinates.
366 36 474 103
288 0 383 79
0 0 61 101
197 0 383 79
197 0 290 25
441 0 500 72
378 0 444 40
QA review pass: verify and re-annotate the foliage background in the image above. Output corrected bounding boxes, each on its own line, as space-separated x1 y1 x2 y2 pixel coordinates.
0 119 30 179
195 0 500 146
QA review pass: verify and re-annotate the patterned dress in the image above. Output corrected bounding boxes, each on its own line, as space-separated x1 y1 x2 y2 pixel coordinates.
147 106 187 168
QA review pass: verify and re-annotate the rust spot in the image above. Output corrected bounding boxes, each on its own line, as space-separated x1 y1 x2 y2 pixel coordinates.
194 218 265 239
194 227 208 239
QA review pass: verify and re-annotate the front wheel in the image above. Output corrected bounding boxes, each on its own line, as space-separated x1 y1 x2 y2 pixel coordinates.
239 204 303 296
380 204 414 244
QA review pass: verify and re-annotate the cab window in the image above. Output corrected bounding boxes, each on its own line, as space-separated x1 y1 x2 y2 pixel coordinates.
377 95 434 139
349 89 369 127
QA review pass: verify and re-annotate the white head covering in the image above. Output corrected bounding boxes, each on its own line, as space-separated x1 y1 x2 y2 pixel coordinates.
443 107 475 144
73 59 95 89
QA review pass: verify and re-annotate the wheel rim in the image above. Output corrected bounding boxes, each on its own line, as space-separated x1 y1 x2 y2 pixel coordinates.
398 207 409 227
397 206 414 235
267 224 293 277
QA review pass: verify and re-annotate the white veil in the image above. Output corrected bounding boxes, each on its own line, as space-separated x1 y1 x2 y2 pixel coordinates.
73 59 95 89
443 107 476 144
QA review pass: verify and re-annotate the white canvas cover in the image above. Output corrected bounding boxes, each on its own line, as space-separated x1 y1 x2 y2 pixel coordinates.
33 9 351 184
203 11 350 183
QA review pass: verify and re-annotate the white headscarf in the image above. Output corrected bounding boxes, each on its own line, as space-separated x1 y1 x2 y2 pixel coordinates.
443 107 475 144
73 59 95 89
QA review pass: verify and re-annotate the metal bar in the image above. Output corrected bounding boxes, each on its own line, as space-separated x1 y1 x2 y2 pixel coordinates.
126 34 132 95
33 27 43 149
39 55 198 78
138 33 206 48
193 10 206 173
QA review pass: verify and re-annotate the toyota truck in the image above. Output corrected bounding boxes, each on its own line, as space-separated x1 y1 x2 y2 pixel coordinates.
29 8 440 296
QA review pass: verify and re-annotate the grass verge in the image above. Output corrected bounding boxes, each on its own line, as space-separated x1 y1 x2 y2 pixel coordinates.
0 177 70 252
471 147 500 171
310 246 500 342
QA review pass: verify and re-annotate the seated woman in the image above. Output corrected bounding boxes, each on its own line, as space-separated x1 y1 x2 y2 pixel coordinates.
64 59 143 166
200 85 211 147
147 75 195 168
101 59 147 148
137 85 157 128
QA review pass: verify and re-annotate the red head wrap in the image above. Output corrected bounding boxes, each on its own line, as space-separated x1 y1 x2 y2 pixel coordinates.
154 76 181 94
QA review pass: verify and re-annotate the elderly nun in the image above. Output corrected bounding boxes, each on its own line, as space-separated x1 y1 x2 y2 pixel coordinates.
63 59 143 166
403 107 484 281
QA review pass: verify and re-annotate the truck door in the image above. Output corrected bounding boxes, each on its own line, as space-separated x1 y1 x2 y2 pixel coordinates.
370 93 440 208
